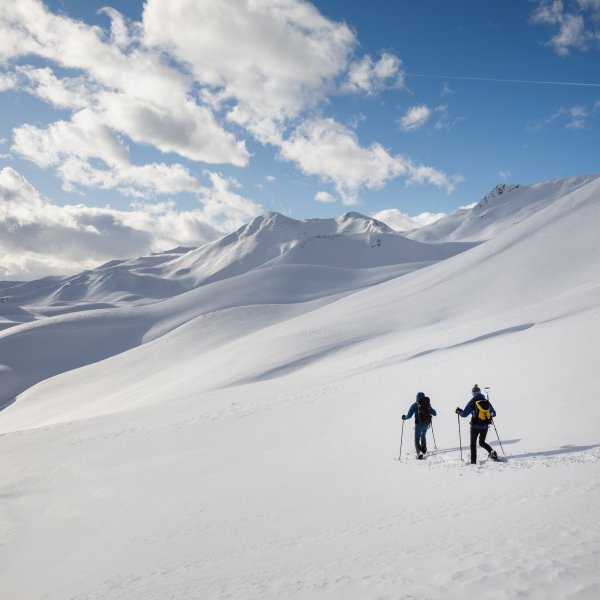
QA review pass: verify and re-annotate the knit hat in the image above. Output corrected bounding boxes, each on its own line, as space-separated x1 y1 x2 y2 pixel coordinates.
416 392 425 400
472 384 481 394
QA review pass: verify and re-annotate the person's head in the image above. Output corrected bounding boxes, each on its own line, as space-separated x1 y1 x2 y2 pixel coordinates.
416 392 425 401
472 384 481 396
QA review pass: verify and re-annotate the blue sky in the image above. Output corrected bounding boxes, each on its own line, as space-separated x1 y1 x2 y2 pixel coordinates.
0 0 599 278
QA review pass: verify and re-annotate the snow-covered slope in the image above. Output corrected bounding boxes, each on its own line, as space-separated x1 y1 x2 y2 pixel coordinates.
408 174 599 242
0 297 36 332
0 212 474 407
1 175 600 600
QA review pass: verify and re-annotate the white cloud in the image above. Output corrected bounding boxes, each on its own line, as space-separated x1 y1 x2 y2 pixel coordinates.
0 167 262 279
531 0 600 55
0 0 249 166
405 165 464 191
198 172 263 232
98 7 133 49
565 104 588 128
0 0 461 214
278 118 460 204
265 176 276 182
279 118 406 205
498 170 511 181
15 66 96 109
314 191 336 203
371 208 446 232
342 52 404 95
0 70 18 91
57 159 204 199
527 103 590 131
399 105 432 131
13 110 129 169
143 0 355 140
11 110 206 198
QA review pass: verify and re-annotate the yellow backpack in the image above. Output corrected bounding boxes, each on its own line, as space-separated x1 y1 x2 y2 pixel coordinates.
474 400 492 424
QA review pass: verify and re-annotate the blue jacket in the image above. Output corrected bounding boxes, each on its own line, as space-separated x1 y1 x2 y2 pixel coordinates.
405 402 437 421
458 393 496 429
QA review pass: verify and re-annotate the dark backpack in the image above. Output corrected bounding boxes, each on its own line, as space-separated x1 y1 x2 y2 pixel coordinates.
415 396 432 425
473 399 492 425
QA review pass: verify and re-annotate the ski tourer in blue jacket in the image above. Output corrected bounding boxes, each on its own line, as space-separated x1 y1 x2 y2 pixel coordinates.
403 392 437 458
455 384 498 464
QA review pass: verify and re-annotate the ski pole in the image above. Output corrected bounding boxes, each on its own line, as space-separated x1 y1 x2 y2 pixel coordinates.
398 418 405 461
457 414 463 460
491 419 505 455
485 387 505 455
429 421 438 451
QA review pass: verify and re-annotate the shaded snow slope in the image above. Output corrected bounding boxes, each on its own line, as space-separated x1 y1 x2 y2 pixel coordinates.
0 262 417 412
1 176 600 600
0 297 36 331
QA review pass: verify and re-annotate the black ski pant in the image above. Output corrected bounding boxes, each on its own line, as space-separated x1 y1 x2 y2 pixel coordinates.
414 423 429 454
470 427 493 464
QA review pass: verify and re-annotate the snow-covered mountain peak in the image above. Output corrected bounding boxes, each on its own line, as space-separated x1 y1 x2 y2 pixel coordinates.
408 173 600 243
233 210 392 239
475 183 520 209
335 211 394 234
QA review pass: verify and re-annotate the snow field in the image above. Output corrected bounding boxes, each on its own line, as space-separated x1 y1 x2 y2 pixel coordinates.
1 175 600 599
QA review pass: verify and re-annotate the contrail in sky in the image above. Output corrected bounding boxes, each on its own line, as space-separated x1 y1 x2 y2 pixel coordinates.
406 73 600 88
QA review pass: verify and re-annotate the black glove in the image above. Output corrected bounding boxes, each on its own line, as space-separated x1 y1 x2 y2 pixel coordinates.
401 415 406 420
455 407 462 415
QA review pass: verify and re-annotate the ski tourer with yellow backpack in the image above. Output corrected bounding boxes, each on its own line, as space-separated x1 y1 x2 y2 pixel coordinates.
455 384 502 465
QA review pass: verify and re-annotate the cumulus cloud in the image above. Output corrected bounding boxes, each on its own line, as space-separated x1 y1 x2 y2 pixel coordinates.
342 52 404 95
314 191 336 203
0 70 18 91
0 0 249 168
0 0 462 216
531 0 600 55
143 0 355 141
279 118 460 204
371 208 446 232
0 167 262 279
11 109 206 198
278 118 406 204
198 171 264 232
399 105 432 131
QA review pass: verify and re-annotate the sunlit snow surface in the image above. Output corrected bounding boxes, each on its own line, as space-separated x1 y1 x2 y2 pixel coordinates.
1 176 600 599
